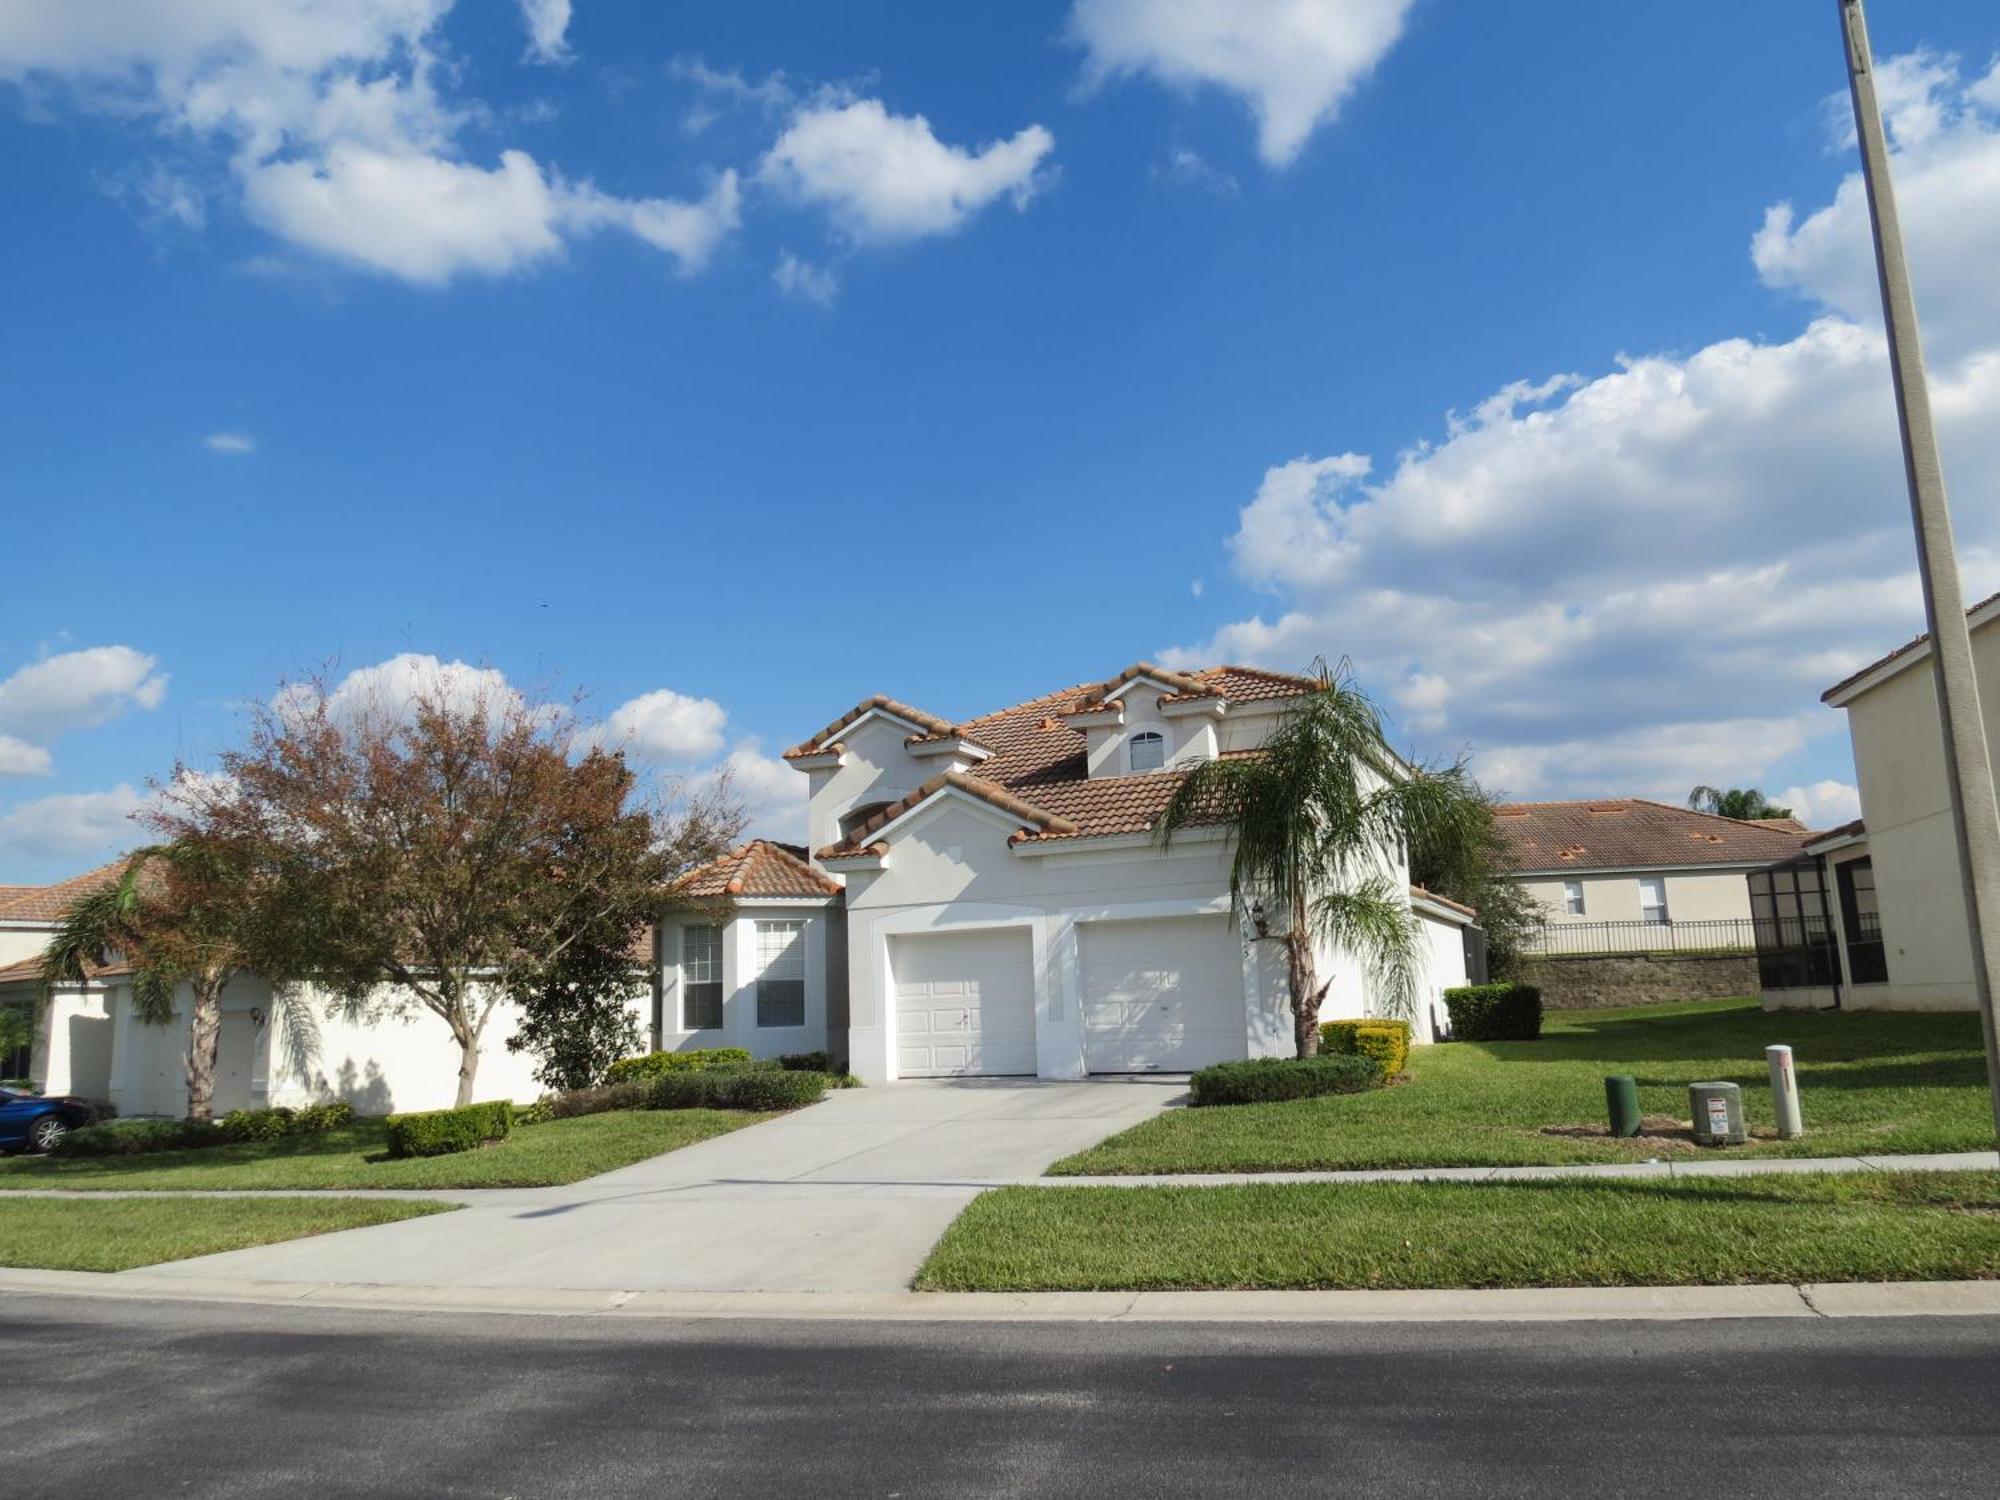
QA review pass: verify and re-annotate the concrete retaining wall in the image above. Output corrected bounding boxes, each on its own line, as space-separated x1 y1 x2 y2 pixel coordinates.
1517 953 1759 1010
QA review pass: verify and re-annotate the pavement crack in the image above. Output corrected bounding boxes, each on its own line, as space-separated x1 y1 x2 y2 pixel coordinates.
1794 1284 1830 1318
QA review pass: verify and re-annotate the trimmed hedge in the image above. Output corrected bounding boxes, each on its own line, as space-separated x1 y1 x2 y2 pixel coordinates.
604 1047 754 1085
1443 982 1543 1042
647 1067 831 1111
384 1100 514 1159
54 1100 355 1158
1188 1055 1385 1107
1319 1019 1413 1078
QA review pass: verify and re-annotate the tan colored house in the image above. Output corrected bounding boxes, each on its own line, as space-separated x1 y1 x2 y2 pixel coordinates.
1759 591 2000 1012
1494 799 1814 953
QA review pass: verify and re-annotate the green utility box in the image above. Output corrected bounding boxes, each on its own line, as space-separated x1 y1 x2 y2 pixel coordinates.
1605 1075 1641 1137
1689 1081 1746 1146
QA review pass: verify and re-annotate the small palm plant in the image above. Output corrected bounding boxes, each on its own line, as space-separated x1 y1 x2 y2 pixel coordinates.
41 840 263 1121
1158 662 1480 1057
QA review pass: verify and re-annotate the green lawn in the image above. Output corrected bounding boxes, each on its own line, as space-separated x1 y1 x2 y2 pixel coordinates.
1052 998 1997 1175
0 1196 450 1272
916 1171 2000 1291
0 1108 770 1191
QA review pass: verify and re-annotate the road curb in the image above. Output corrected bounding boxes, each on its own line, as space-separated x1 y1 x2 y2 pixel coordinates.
3 1268 1998 1324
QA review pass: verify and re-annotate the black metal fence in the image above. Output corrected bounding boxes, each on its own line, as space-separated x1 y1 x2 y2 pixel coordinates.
1520 918 1759 958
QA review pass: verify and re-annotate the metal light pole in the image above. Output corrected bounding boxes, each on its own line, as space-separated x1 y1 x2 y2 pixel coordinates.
1839 0 2000 1144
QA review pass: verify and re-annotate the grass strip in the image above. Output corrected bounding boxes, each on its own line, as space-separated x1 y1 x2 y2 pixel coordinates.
0 1195 450 1272
916 1171 2000 1291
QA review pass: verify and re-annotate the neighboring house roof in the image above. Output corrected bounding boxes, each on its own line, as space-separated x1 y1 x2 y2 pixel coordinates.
1751 817 1808 832
1409 885 1477 922
1491 799 1816 874
676 840 843 899
811 664 1321 857
1821 588 2000 704
0 858 130 924
0 952 132 988
1801 817 1867 855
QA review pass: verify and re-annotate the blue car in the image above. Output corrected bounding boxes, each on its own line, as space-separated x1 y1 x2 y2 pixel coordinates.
0 1085 96 1154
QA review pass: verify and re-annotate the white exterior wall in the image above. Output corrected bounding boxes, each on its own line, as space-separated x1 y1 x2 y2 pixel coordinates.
0 922 53 967
21 984 115 1099
656 905 836 1060
1834 650 1987 1010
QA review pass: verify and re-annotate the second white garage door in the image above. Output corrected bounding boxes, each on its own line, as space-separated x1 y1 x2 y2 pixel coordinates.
1081 915 1246 1073
891 929 1038 1077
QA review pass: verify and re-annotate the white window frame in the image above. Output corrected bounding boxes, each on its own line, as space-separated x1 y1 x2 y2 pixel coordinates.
681 924 724 1032
1638 877 1670 925
755 919 807 1029
1562 880 1585 916
1128 731 1166 773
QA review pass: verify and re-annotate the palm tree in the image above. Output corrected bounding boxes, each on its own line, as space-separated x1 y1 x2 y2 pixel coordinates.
1687 785 1793 821
41 841 261 1121
1157 663 1481 1057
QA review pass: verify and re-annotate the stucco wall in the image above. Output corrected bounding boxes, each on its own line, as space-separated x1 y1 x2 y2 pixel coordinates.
1515 869 1755 927
1517 953 1758 1009
657 905 835 1061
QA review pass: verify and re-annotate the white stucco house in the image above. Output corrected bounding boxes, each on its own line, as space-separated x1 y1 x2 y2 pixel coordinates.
1493 799 1813 954
13 660 1478 1111
655 662 1476 1084
1756 591 2000 1013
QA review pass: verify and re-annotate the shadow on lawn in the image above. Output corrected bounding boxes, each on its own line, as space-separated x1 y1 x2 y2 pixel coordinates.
1394 1173 2000 1212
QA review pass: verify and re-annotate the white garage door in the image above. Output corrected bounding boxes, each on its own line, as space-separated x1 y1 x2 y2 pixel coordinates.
1081 915 1246 1073
892 929 1038 1077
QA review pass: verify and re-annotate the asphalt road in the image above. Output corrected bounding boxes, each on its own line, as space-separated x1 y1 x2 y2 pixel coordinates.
7 1295 2000 1498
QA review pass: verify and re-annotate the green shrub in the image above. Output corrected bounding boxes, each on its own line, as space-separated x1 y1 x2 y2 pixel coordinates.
384 1100 514 1159
1319 1018 1413 1077
292 1100 355 1133
518 1079 653 1124
218 1106 297 1142
1443 982 1543 1042
1188 1055 1385 1108
603 1047 755 1085
54 1118 228 1157
778 1050 829 1072
646 1066 830 1111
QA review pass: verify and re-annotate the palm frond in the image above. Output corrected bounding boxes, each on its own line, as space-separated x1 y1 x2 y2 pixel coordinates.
1312 876 1422 1021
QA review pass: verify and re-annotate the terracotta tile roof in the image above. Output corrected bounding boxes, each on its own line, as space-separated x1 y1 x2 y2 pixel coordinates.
676 840 843 900
1410 885 1478 919
1822 588 2000 702
784 695 960 760
1491 799 1817 874
0 951 132 987
810 664 1322 855
1751 817 1808 832
1803 817 1867 851
816 772 1078 859
0 859 131 924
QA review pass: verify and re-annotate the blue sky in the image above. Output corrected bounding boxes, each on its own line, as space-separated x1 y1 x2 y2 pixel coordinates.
4 0 2000 879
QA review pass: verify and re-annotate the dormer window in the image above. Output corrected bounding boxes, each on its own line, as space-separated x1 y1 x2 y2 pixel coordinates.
839 801 892 843
1128 731 1165 773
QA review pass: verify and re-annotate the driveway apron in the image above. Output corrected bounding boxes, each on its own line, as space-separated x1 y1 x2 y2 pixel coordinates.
140 1079 1182 1294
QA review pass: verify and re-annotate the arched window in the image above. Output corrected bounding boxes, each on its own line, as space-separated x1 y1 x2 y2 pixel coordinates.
1128 731 1166 772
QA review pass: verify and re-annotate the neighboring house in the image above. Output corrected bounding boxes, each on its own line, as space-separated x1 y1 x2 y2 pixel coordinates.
770 662 1473 1082
1758 592 2000 1013
1494 799 1815 951
0 866 635 1117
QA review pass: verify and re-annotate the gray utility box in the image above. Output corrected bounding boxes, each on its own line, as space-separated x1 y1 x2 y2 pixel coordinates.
1689 1082 1746 1146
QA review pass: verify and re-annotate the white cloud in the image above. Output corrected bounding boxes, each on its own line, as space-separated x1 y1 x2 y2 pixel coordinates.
281 652 528 730
1069 0 1415 167
691 742 806 843
1153 144 1237 193
773 248 839 305
760 97 1054 245
0 647 169 763
518 0 571 65
1169 54 2000 804
589 689 728 763
205 430 255 453
0 1 738 284
1778 779 1863 829
0 784 150 861
1755 52 2000 362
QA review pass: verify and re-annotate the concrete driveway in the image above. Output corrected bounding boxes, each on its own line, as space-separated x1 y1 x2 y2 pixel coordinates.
145 1078 1182 1294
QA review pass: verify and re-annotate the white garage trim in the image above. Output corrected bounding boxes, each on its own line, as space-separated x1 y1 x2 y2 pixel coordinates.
1079 914 1248 1073
889 928 1038 1077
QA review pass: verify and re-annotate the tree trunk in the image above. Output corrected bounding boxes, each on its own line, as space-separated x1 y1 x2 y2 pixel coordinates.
184 975 225 1122
1287 930 1322 1058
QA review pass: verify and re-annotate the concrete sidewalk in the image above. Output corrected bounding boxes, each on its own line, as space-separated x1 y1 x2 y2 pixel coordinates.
108 1077 1183 1295
5 1266 2000 1324
1036 1149 2000 1188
